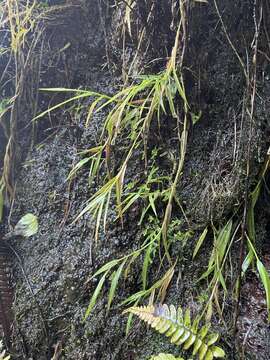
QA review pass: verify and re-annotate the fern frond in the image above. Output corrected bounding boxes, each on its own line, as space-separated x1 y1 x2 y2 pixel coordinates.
124 304 225 359
150 354 186 360
0 341 10 360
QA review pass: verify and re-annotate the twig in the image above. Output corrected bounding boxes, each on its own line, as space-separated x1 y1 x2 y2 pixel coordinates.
233 0 263 335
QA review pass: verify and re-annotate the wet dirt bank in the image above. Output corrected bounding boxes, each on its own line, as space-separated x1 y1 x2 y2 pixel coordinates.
1 1 270 359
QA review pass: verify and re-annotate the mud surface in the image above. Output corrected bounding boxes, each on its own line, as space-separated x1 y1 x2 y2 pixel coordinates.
1 1 270 359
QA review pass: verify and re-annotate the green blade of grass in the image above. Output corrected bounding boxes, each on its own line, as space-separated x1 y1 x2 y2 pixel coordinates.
91 259 120 279
193 227 208 259
242 249 254 275
216 220 233 263
94 198 105 242
67 157 91 180
85 96 103 127
83 270 109 321
0 187 4 223
142 242 154 290
33 93 92 120
107 260 126 312
257 260 270 320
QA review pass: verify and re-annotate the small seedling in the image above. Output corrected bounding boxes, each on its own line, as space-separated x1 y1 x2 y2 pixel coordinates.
4 213 39 240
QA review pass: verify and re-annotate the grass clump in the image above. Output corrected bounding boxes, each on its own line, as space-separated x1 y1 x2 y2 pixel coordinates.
31 2 270 345
33 17 195 320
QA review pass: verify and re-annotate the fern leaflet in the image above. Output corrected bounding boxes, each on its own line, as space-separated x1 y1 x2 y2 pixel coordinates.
150 354 186 360
124 304 225 360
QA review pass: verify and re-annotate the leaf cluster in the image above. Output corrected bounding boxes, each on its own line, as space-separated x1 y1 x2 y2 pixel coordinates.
124 304 225 360
150 354 186 360
0 341 10 360
83 224 170 321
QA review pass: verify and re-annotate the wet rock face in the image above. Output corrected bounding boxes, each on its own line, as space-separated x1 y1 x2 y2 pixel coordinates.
10 124 140 359
237 270 270 360
235 205 270 360
176 1 268 227
4 1 270 359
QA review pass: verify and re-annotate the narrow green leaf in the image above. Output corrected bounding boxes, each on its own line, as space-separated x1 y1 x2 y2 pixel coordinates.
205 350 214 360
199 343 208 359
173 70 188 105
251 181 261 208
125 299 140 335
142 242 154 290
199 324 211 339
191 111 202 125
150 354 185 360
199 265 215 281
165 85 176 118
241 249 254 275
83 270 108 321
216 220 232 263
257 260 270 320
148 193 158 217
217 271 227 293
85 96 103 127
124 252 140 279
193 227 208 259
121 193 141 214
247 182 261 242
103 189 112 233
107 261 126 312
125 311 134 335
94 199 105 242
247 206 255 242
121 289 149 306
211 346 225 358
183 333 196 350
0 188 4 223
67 157 91 180
116 165 127 220
184 308 191 327
33 93 90 121
207 333 219 346
91 259 120 278
192 338 202 355
39 87 90 93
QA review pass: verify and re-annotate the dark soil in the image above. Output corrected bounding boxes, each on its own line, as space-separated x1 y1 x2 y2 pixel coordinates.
1 1 270 359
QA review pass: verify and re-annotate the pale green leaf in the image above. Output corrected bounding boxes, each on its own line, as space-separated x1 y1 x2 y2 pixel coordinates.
83 270 108 321
207 333 219 346
150 354 185 360
107 261 126 311
14 213 38 237
193 227 208 258
91 259 120 278
241 249 254 275
211 346 225 358
205 350 213 360
142 242 155 290
67 157 91 180
33 92 91 121
0 188 3 223
257 260 270 320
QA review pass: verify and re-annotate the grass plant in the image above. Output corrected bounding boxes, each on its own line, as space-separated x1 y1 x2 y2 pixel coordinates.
32 0 270 342
33 11 195 321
